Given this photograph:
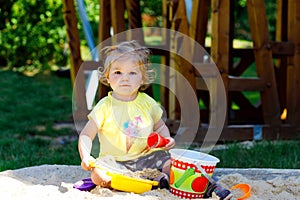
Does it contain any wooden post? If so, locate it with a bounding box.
[211,0,230,124]
[189,0,210,66]
[98,0,111,44]
[110,0,126,42]
[293,0,300,126]
[125,0,145,44]
[246,0,281,128]
[189,0,210,47]
[169,0,197,120]
[275,0,288,115]
[173,0,197,91]
[169,0,179,120]
[73,61,100,122]
[286,0,300,126]
[62,0,83,84]
[98,0,112,100]
[160,0,171,114]
[286,0,295,125]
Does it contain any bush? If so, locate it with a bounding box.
[0,0,68,72]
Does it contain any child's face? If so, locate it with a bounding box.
[107,58,143,100]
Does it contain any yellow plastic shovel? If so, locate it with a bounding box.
[90,161,158,194]
[107,171,158,194]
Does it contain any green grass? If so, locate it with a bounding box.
[0,69,80,171]
[210,140,300,169]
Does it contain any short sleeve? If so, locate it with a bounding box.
[87,98,107,129]
[151,101,163,124]
[140,93,163,124]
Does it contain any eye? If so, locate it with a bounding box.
[113,70,122,75]
[129,71,137,75]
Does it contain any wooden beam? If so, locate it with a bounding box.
[110,0,126,42]
[271,41,294,56]
[232,56,255,76]
[286,0,295,125]
[286,0,300,126]
[189,0,210,66]
[167,120,299,142]
[227,76,265,92]
[211,0,231,125]
[97,0,112,99]
[211,0,230,77]
[207,43,294,58]
[62,0,83,84]
[274,0,288,116]
[125,0,144,44]
[72,61,101,122]
[196,76,265,92]
[189,0,210,46]
[246,0,281,126]
[160,0,171,117]
[170,0,197,120]
[98,0,111,43]
[293,1,300,125]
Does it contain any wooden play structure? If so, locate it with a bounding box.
[63,0,300,142]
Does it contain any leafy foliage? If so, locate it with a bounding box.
[234,0,277,40]
[140,0,162,16]
[0,0,68,71]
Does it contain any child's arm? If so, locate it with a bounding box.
[153,119,170,137]
[78,119,98,171]
[153,119,175,150]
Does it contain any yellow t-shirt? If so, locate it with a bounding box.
[88,92,163,161]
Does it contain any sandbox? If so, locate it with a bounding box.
[0,165,299,199]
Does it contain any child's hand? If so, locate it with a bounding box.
[81,156,96,171]
[164,137,175,150]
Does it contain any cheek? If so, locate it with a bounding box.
[135,76,143,85]
[107,74,118,83]
[137,73,143,81]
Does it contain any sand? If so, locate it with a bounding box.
[0,165,300,200]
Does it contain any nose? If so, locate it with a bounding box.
[121,73,129,81]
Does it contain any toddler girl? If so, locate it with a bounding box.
[78,40,175,188]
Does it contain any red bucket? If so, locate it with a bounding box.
[169,149,220,199]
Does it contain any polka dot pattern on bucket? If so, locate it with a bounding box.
[171,158,216,174]
[170,187,204,199]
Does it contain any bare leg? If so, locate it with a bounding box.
[91,168,112,188]
[162,159,171,177]
[153,159,171,189]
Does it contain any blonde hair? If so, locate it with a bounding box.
[98,40,155,91]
